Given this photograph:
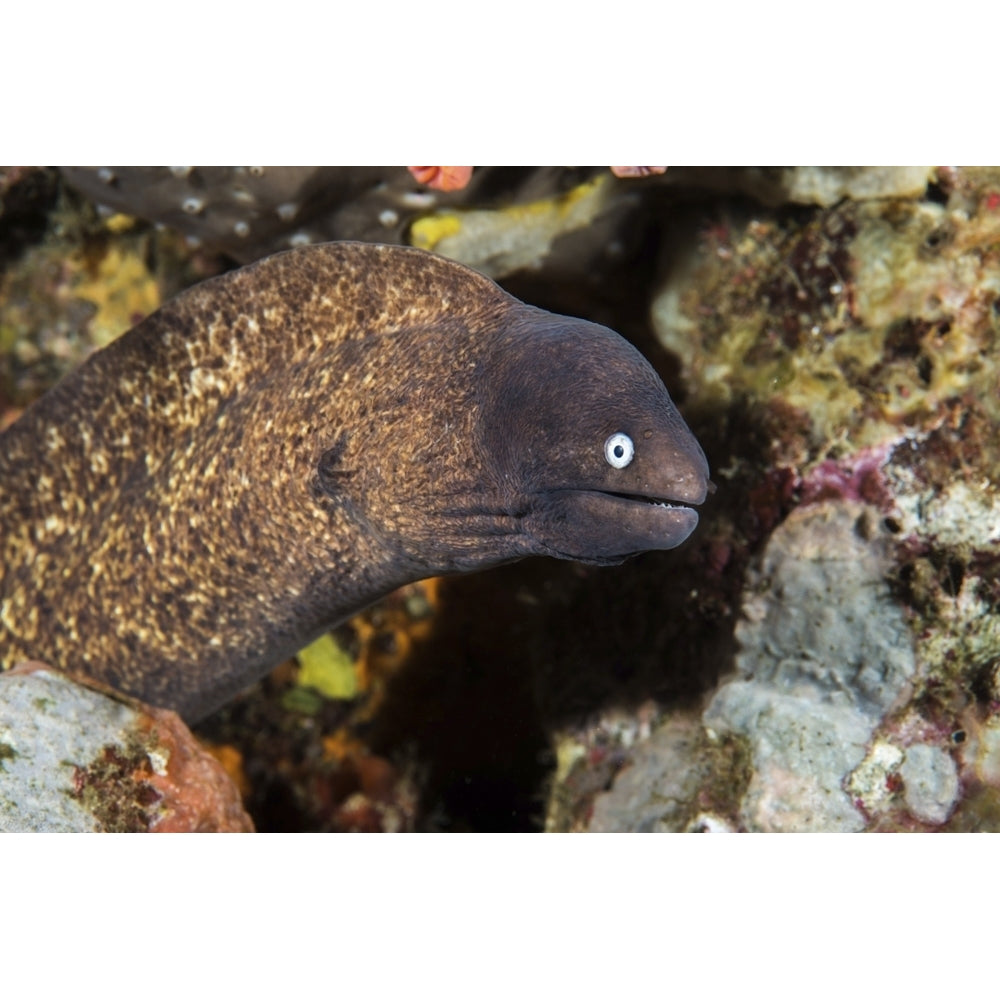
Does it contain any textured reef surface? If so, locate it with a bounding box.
[549,166,1000,832]
[2,166,998,831]
[0,664,252,831]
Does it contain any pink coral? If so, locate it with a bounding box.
[799,442,896,509]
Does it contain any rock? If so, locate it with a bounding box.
[703,502,915,831]
[732,502,915,720]
[900,743,959,825]
[0,665,253,832]
[658,166,935,207]
[409,173,623,278]
[770,166,935,206]
[556,502,922,833]
[587,716,716,832]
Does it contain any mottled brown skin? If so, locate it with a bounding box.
[0,243,708,721]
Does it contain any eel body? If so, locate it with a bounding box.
[0,242,708,720]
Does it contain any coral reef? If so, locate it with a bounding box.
[0,177,216,409]
[3,166,999,831]
[548,166,1000,832]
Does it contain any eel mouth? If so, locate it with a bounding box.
[583,487,702,530]
[602,488,701,510]
[593,461,711,513]
[526,485,705,564]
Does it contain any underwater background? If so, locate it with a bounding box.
[2,166,998,832]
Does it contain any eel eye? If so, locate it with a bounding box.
[604,432,634,469]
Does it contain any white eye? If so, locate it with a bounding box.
[604,432,634,469]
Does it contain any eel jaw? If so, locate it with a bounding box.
[523,486,703,565]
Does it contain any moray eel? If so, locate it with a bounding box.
[0,242,708,721]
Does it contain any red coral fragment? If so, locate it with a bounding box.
[407,166,474,192]
[610,166,667,178]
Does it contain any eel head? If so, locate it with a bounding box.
[480,308,710,566]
